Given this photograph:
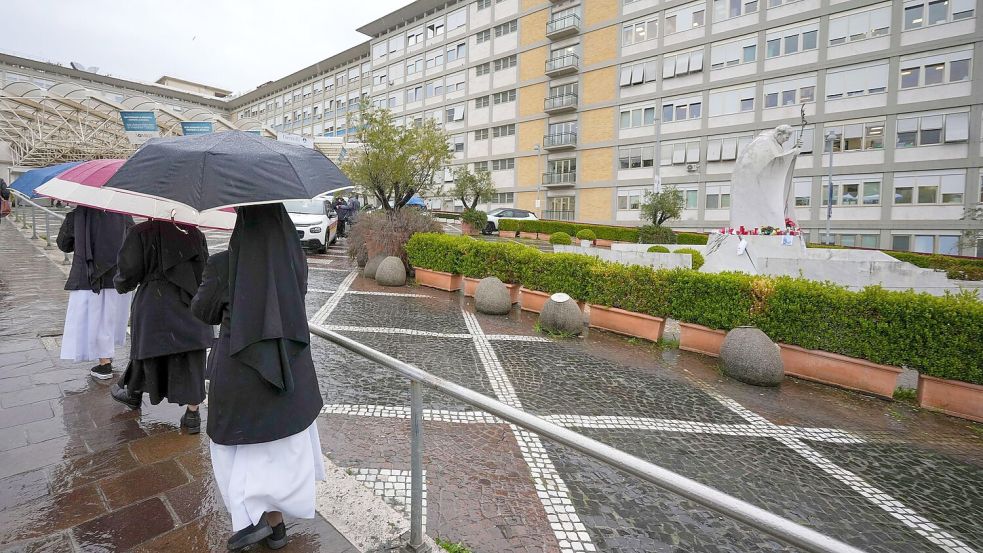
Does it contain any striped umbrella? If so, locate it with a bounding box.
[35,159,236,230]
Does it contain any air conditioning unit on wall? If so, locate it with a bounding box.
[686,164,698,172]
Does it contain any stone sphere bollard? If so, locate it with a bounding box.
[363,254,386,279]
[474,277,512,315]
[539,293,583,336]
[719,326,784,386]
[375,256,407,286]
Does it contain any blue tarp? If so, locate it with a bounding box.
[10,162,82,198]
[406,194,426,207]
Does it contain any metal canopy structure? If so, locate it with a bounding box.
[0,82,275,167]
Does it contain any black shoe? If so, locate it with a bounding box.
[180,408,201,435]
[265,522,287,550]
[90,363,113,380]
[110,382,141,410]
[227,519,272,551]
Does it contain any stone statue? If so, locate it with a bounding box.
[729,124,800,230]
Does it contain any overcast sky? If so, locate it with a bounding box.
[1,0,409,94]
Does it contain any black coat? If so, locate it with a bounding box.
[114,221,213,360]
[191,205,322,445]
[57,207,134,292]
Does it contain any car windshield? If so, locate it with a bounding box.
[283,200,326,215]
[489,208,508,216]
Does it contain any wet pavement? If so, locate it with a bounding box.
[2,216,982,553]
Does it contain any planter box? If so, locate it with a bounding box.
[779,344,901,399]
[461,222,477,236]
[918,375,983,423]
[588,305,665,342]
[678,323,726,356]
[519,287,550,313]
[518,232,540,240]
[595,239,614,248]
[506,283,521,304]
[463,276,480,297]
[413,268,462,292]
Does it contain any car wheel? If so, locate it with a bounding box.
[483,222,496,235]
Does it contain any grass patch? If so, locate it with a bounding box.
[892,387,918,403]
[533,320,580,339]
[436,538,474,553]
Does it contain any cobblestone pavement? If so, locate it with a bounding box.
[307,248,983,553]
[0,220,355,552]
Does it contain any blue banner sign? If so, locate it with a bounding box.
[181,121,213,135]
[119,111,158,145]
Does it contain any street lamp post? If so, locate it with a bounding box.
[824,130,839,245]
[534,144,543,217]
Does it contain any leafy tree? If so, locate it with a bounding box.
[451,166,495,210]
[341,106,451,211]
[640,185,685,227]
[958,206,982,253]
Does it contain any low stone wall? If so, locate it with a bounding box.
[553,244,691,269]
[609,243,707,254]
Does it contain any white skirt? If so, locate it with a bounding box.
[60,289,132,362]
[210,421,326,531]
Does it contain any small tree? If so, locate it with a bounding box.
[452,166,495,210]
[341,106,452,212]
[640,185,685,227]
[958,206,982,254]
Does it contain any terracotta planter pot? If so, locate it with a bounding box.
[518,232,539,240]
[678,323,727,356]
[588,305,665,342]
[595,239,614,248]
[505,283,521,304]
[779,344,901,399]
[519,288,550,313]
[461,222,477,236]
[413,268,462,292]
[463,276,480,297]
[918,375,983,422]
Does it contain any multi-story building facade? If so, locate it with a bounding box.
[2,0,981,255]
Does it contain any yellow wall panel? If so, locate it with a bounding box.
[519,47,547,82]
[520,0,544,12]
[581,67,617,105]
[580,148,614,182]
[578,187,613,222]
[517,119,545,153]
[584,0,618,26]
[520,10,548,47]
[579,107,615,144]
[516,156,541,189]
[516,191,539,212]
[518,83,546,117]
[582,26,619,66]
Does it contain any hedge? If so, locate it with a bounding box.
[807,245,983,281]
[676,232,709,245]
[405,234,983,383]
[676,248,705,270]
[576,229,596,241]
[549,232,572,245]
[647,245,670,253]
[499,219,712,245]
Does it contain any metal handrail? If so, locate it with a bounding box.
[9,190,70,262]
[308,323,864,553]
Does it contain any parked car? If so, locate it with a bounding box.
[484,208,538,234]
[285,199,337,253]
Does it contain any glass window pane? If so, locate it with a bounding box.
[766,39,781,58]
[939,235,959,255]
[950,59,970,82]
[918,185,938,203]
[842,183,859,205]
[690,102,702,119]
[784,34,799,55]
[921,128,942,145]
[892,235,911,251]
[863,182,880,204]
[913,235,934,253]
[860,235,878,249]
[740,97,754,111]
[900,67,920,88]
[706,194,719,209]
[924,63,945,85]
[662,105,674,122]
[743,45,756,63]
[765,92,778,108]
[781,90,796,106]
[802,30,818,50]
[864,123,884,149]
[686,190,698,209]
[904,5,924,29]
[675,104,688,120]
[894,186,913,204]
[841,235,856,247]
[928,0,948,24]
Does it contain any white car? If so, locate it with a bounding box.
[483,208,538,234]
[285,199,337,253]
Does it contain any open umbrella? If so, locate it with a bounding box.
[9,162,83,198]
[35,159,236,230]
[104,131,351,213]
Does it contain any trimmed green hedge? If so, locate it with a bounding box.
[676,232,709,245]
[676,248,705,270]
[502,219,711,245]
[498,219,520,233]
[549,232,572,245]
[405,234,983,383]
[576,229,596,241]
[647,245,670,253]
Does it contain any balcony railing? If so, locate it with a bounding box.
[542,209,576,221]
[544,93,578,113]
[546,13,581,39]
[543,132,577,150]
[542,171,577,186]
[545,53,579,76]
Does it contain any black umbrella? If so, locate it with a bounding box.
[104,131,350,211]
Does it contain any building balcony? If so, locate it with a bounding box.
[544,93,578,114]
[542,171,576,187]
[546,14,581,40]
[543,132,577,150]
[545,54,579,77]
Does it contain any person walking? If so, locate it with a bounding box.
[346,195,360,224]
[109,220,214,433]
[192,204,324,551]
[334,196,349,237]
[0,179,10,219]
[56,206,134,378]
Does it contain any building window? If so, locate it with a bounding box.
[445,105,465,122]
[713,0,759,20]
[764,76,817,108]
[493,55,517,71]
[829,5,891,45]
[620,58,659,86]
[493,192,514,204]
[475,63,491,76]
[682,189,698,209]
[661,50,704,80]
[825,121,885,152]
[825,62,889,99]
[491,158,515,171]
[474,128,489,140]
[794,179,811,206]
[447,8,466,30]
[494,20,517,37]
[407,57,424,75]
[665,1,706,34]
[476,29,491,44]
[661,100,702,122]
[407,28,424,46]
[492,123,516,137]
[899,51,973,89]
[707,134,755,161]
[660,140,701,165]
[705,185,731,209]
[427,19,445,39]
[618,145,656,168]
[446,42,467,62]
[373,42,388,59]
[617,189,645,211]
[474,161,488,171]
[765,23,819,58]
[492,89,516,104]
[710,34,757,69]
[451,134,465,153]
[905,0,975,29]
[426,50,444,69]
[623,17,658,46]
[475,95,490,108]
[896,112,969,147]
[709,86,756,116]
[894,172,965,205]
[822,180,881,206]
[619,106,657,128]
[477,0,492,9]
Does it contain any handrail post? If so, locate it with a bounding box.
[404,379,429,552]
[44,212,53,249]
[30,206,38,239]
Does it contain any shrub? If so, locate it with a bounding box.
[349,209,442,270]
[647,245,670,253]
[576,229,596,241]
[638,225,676,244]
[406,233,468,274]
[458,240,538,283]
[886,251,983,281]
[517,220,541,234]
[433,211,461,220]
[520,252,599,301]
[676,232,709,245]
[498,219,520,235]
[676,248,705,270]
[549,232,572,245]
[461,209,487,230]
[586,263,671,318]
[667,270,756,330]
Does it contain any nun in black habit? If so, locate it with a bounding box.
[191,204,324,551]
[109,220,214,433]
[56,206,134,379]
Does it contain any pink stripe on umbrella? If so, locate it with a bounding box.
[54,159,127,186]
